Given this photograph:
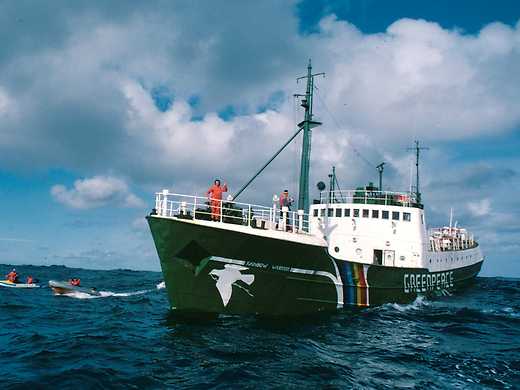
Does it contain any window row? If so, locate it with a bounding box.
[313,207,411,222]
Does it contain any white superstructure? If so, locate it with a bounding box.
[308,188,483,272]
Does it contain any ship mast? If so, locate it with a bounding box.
[407,140,429,203]
[295,60,324,211]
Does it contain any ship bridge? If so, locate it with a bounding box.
[308,187,428,269]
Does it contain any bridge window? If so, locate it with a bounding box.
[362,209,369,218]
[403,212,411,221]
[344,208,350,217]
[335,208,342,217]
[353,209,360,217]
[328,208,334,217]
[313,209,318,217]
[382,210,389,219]
[320,208,325,217]
[392,211,400,220]
[372,210,379,218]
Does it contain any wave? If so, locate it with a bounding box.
[382,295,430,312]
[480,306,520,320]
[156,281,165,289]
[55,289,153,300]
[99,289,152,297]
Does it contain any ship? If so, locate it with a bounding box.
[147,61,484,316]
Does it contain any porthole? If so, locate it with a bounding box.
[334,246,339,253]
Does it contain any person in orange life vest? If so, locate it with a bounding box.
[6,269,19,283]
[207,179,228,221]
[69,278,81,286]
[26,276,34,284]
[279,190,294,231]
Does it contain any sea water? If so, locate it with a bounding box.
[1,264,518,389]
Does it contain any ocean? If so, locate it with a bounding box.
[1,264,518,389]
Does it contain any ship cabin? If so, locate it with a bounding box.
[307,182,479,270]
[308,183,427,269]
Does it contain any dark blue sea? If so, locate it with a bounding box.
[1,264,519,389]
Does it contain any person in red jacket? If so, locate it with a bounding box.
[6,269,19,283]
[207,179,228,221]
[26,276,34,284]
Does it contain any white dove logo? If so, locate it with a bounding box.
[209,264,255,307]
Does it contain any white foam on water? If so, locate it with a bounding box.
[385,295,430,312]
[56,289,152,299]
[98,290,151,297]
[58,291,101,300]
[156,281,165,290]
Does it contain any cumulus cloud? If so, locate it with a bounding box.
[1,2,520,274]
[467,198,492,217]
[51,176,145,209]
[1,5,519,192]
[0,87,9,114]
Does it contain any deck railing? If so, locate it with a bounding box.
[320,190,421,208]
[428,227,477,252]
[152,191,311,234]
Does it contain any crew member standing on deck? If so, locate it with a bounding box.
[207,179,228,221]
[279,190,294,231]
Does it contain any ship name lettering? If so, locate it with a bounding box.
[404,271,454,293]
[245,261,269,269]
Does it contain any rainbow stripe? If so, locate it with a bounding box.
[339,262,370,306]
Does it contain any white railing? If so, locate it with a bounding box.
[428,227,477,252]
[152,190,311,234]
[321,190,421,207]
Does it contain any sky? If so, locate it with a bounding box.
[1,0,519,276]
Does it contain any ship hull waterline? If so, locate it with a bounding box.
[147,216,483,317]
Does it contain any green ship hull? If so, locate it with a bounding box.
[147,215,483,316]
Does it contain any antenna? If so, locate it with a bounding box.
[328,166,336,203]
[376,162,385,191]
[406,140,429,203]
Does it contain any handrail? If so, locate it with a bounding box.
[318,189,422,208]
[152,191,311,235]
[428,226,477,252]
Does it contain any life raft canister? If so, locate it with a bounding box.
[396,194,409,203]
